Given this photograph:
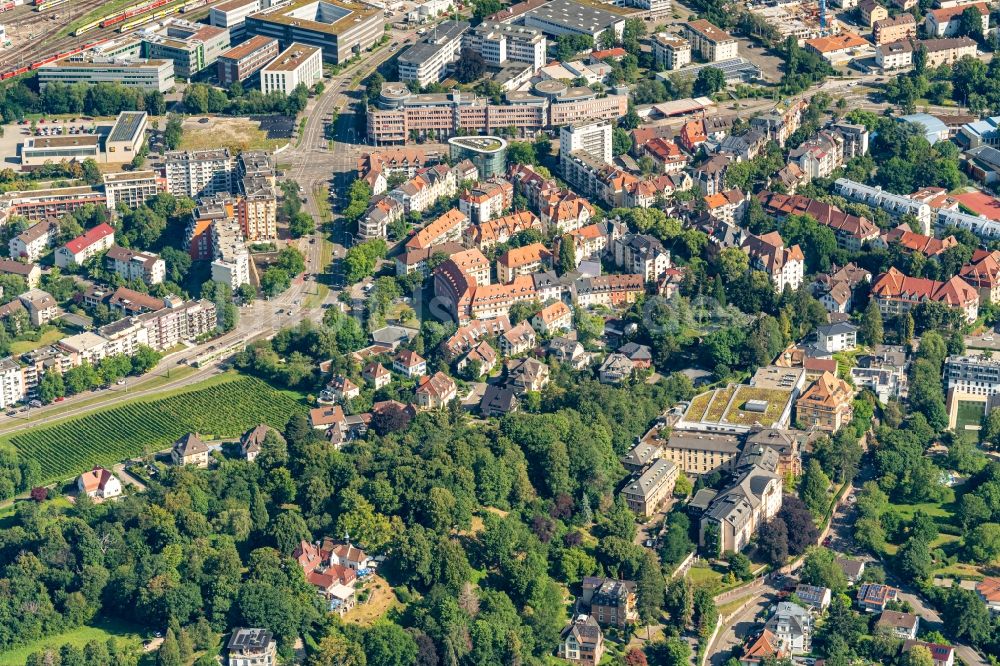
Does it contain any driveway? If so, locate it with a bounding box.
[708,586,776,666]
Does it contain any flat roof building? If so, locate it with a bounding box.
[103,170,161,211]
[143,19,231,79]
[217,35,280,85]
[245,0,385,64]
[522,0,629,40]
[398,20,469,87]
[210,0,263,42]
[37,56,175,93]
[106,111,147,163]
[260,43,323,95]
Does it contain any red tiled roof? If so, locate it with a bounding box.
[65,223,114,255]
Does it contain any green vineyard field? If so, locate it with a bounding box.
[9,376,306,483]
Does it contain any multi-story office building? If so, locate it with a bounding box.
[945,354,1000,397]
[245,0,385,64]
[398,20,470,87]
[448,136,507,178]
[143,19,231,79]
[260,43,323,95]
[164,149,233,198]
[106,246,166,285]
[37,56,175,92]
[209,0,263,43]
[465,21,546,71]
[103,171,161,211]
[683,19,738,62]
[217,35,280,85]
[651,33,691,70]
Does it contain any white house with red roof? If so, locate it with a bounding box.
[393,349,427,378]
[976,577,1000,615]
[55,223,115,268]
[321,375,360,403]
[76,466,122,500]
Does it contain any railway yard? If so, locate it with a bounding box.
[0,0,216,79]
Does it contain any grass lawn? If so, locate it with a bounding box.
[9,328,66,355]
[344,576,402,627]
[934,562,987,579]
[891,500,957,522]
[0,617,144,666]
[179,117,287,154]
[686,563,724,589]
[304,284,330,309]
[955,400,986,431]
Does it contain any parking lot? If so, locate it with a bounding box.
[0,117,115,168]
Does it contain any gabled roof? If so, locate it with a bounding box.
[78,466,116,493]
[64,223,114,255]
[173,432,208,456]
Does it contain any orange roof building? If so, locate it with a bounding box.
[497,242,552,283]
[406,209,469,250]
[871,266,979,323]
[796,371,855,433]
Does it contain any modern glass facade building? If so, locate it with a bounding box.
[448,136,508,179]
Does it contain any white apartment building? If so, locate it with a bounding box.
[106,246,166,285]
[398,21,470,87]
[261,43,323,95]
[238,186,278,241]
[10,219,59,262]
[164,149,233,199]
[628,0,672,18]
[834,178,932,234]
[55,223,116,268]
[789,130,844,181]
[938,208,1000,241]
[683,19,738,62]
[0,357,25,410]
[560,119,612,166]
[136,298,218,350]
[652,33,692,70]
[103,171,160,211]
[209,0,261,41]
[211,218,251,290]
[466,21,546,71]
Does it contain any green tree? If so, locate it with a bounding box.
[506,141,537,166]
[799,459,830,517]
[157,629,181,666]
[38,370,66,404]
[860,300,884,347]
[637,550,665,623]
[694,67,726,96]
[965,522,1000,563]
[558,234,576,275]
[362,623,417,666]
[800,547,848,594]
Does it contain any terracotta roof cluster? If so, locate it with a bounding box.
[759,191,879,241]
[882,223,958,257]
[406,209,468,250]
[466,211,540,247]
[742,231,804,274]
[871,266,978,308]
[498,242,551,271]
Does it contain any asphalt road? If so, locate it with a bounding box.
[708,584,777,666]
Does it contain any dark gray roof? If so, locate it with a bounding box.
[398,20,470,65]
[666,431,741,453]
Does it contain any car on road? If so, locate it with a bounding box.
[55,397,65,402]
[5,411,15,416]
[117,379,126,385]
[29,400,41,408]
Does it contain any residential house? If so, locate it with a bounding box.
[405,209,469,251]
[813,321,859,353]
[443,316,510,358]
[788,130,844,181]
[858,0,888,27]
[548,336,591,369]
[856,583,900,612]
[362,362,392,389]
[794,584,831,611]
[599,353,635,384]
[975,577,1000,615]
[395,241,465,277]
[76,466,123,500]
[541,192,594,234]
[704,189,746,224]
[764,602,811,655]
[241,424,283,462]
[497,242,551,283]
[106,246,166,285]
[694,154,731,195]
[836,557,867,585]
[393,349,427,378]
[171,432,209,467]
[796,371,855,433]
[679,117,708,152]
[876,611,920,640]
[19,289,59,326]
[505,357,549,393]
[227,629,276,666]
[759,191,879,251]
[960,249,1000,303]
[739,629,787,666]
[415,371,458,409]
[750,100,806,147]
[902,641,955,666]
[613,234,671,282]
[873,13,916,45]
[532,301,573,335]
[0,259,40,288]
[558,615,605,665]
[309,405,345,430]
[459,178,513,224]
[925,3,989,37]
[574,274,645,309]
[580,577,638,628]
[501,321,537,356]
[457,340,497,377]
[742,231,805,292]
[9,219,59,261]
[55,223,116,268]
[321,375,360,403]
[639,137,687,173]
[834,178,932,234]
[744,428,805,477]
[716,130,767,162]
[870,267,979,323]
[465,210,541,250]
[879,223,958,257]
[329,540,371,570]
[811,262,872,313]
[620,458,678,517]
[480,385,519,417]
